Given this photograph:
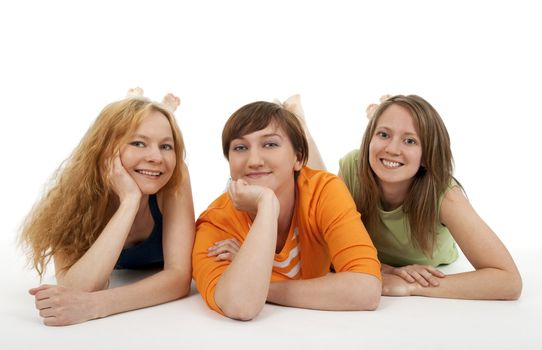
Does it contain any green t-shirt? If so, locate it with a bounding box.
[339,149,458,267]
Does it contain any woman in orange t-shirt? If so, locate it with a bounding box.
[192,100,381,320]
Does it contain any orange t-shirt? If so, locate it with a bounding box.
[192,167,381,313]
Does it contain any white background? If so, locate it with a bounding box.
[1,0,541,349]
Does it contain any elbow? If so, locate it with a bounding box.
[170,269,193,299]
[220,300,263,321]
[362,290,381,311]
[348,274,381,311]
[357,283,381,311]
[503,272,523,300]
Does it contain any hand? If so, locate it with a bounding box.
[29,284,100,326]
[208,238,240,261]
[382,263,445,287]
[108,153,141,202]
[227,178,277,216]
[382,273,418,296]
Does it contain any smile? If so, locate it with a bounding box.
[381,159,403,168]
[136,169,163,177]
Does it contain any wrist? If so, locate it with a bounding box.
[257,190,280,217]
[90,290,107,319]
[119,193,141,209]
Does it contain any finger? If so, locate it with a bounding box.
[213,238,240,249]
[393,269,415,283]
[426,266,446,278]
[410,271,430,287]
[33,286,58,300]
[426,274,441,287]
[43,316,60,327]
[215,252,234,262]
[29,284,53,295]
[209,244,238,256]
[39,307,56,318]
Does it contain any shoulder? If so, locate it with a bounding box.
[298,166,344,191]
[297,167,355,208]
[197,192,232,222]
[440,178,465,205]
[339,149,360,169]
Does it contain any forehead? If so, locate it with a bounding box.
[234,121,287,140]
[376,104,418,134]
[134,110,173,136]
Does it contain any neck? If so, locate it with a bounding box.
[275,178,296,236]
[379,181,410,211]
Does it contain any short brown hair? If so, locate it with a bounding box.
[221,101,309,165]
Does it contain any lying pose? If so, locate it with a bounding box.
[20,88,195,325]
[192,100,381,320]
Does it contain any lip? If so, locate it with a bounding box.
[245,171,272,179]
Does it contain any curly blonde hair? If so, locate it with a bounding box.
[19,97,185,278]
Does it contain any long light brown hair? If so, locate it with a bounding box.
[19,97,185,278]
[357,95,455,255]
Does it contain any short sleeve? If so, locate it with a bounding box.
[338,149,361,198]
[315,176,381,279]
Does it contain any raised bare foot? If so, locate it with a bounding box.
[126,87,144,97]
[162,93,180,113]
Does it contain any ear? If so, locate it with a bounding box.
[293,153,303,171]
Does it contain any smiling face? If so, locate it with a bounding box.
[228,122,302,197]
[119,110,176,195]
[369,104,423,194]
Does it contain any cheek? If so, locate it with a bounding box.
[166,152,177,169]
[228,156,242,179]
[118,147,132,167]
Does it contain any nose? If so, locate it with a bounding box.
[146,146,164,163]
[384,137,401,155]
[247,148,264,168]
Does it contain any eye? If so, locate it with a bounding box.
[263,142,279,148]
[129,141,145,148]
[232,144,247,152]
[375,131,389,139]
[404,138,418,145]
[160,143,174,151]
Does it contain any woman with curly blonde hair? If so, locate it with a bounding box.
[20,88,195,326]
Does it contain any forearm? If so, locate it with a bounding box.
[215,197,279,320]
[93,267,191,319]
[413,268,522,300]
[267,272,381,311]
[57,198,140,292]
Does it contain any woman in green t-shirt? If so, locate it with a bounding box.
[304,94,521,300]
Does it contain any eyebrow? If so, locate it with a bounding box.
[375,126,418,137]
[233,132,283,141]
[132,134,174,143]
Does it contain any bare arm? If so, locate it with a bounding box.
[268,272,380,311]
[214,181,279,320]
[31,170,196,326]
[54,155,142,292]
[384,187,522,300]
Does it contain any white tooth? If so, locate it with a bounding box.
[139,170,160,176]
[383,160,400,168]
